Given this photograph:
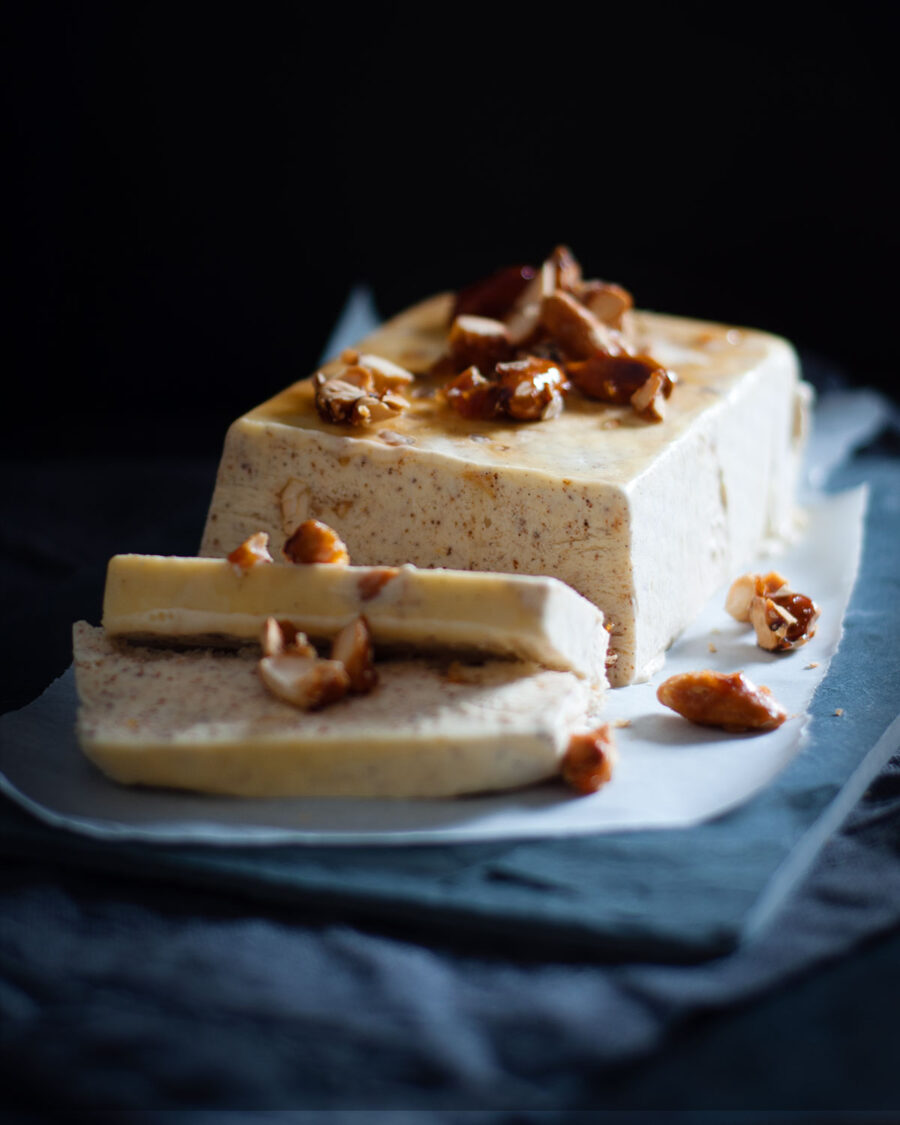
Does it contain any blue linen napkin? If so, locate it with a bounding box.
[2,681,899,1110]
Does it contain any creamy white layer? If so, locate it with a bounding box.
[73,622,594,798]
[102,554,609,684]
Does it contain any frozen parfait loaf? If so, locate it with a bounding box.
[201,247,811,685]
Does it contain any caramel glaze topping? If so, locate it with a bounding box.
[438,245,675,424]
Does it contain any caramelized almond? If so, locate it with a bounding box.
[283,520,350,566]
[657,670,787,732]
[227,532,273,575]
[561,726,617,794]
[330,616,378,694]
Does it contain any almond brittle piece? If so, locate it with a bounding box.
[561,725,617,794]
[227,532,273,575]
[443,366,499,420]
[313,355,411,426]
[725,571,789,622]
[283,520,350,565]
[539,290,616,360]
[448,315,514,372]
[258,654,351,710]
[566,352,675,406]
[577,280,634,328]
[630,370,669,423]
[260,616,317,658]
[494,358,567,421]
[749,592,820,651]
[452,263,537,321]
[657,669,787,732]
[330,615,378,694]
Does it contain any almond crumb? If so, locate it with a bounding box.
[442,660,484,684]
[805,662,819,670]
[708,642,718,653]
[834,708,844,717]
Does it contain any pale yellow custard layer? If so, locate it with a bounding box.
[102,554,609,684]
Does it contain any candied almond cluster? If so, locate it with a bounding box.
[258,614,377,711]
[228,525,378,711]
[726,570,820,653]
[313,350,414,427]
[437,245,675,424]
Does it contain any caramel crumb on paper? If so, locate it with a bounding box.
[805,662,819,669]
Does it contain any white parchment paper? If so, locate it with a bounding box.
[0,486,867,846]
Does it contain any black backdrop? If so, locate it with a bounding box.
[5,6,897,459]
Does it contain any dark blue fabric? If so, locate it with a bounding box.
[2,744,899,1112]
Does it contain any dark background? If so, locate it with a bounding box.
[4,5,897,461]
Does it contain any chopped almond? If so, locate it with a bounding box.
[561,726,617,794]
[355,353,416,393]
[749,592,820,652]
[578,280,633,328]
[452,263,537,320]
[331,616,378,694]
[260,616,316,658]
[725,571,789,622]
[547,244,582,293]
[539,290,615,360]
[283,520,350,565]
[448,315,514,372]
[566,353,651,403]
[630,370,668,422]
[494,358,567,421]
[258,654,350,710]
[227,532,273,575]
[657,670,787,732]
